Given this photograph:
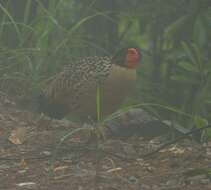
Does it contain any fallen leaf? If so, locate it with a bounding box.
[8,127,28,145]
[106,167,122,173]
[17,182,36,187]
[53,165,69,172]
[19,158,28,169]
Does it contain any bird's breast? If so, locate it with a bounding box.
[71,64,137,119]
[100,65,137,116]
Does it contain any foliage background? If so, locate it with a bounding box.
[0,0,210,136]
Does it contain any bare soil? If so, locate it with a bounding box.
[0,93,210,190]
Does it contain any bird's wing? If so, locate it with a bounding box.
[43,56,112,106]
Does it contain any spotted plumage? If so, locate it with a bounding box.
[38,48,140,119]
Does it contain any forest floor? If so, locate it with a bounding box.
[0,92,211,190]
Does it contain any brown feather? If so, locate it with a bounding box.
[39,56,137,119]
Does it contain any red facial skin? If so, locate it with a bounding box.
[126,48,140,69]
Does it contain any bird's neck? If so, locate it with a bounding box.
[109,64,137,82]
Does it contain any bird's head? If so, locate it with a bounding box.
[112,47,141,69]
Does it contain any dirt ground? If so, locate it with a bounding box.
[0,93,211,190]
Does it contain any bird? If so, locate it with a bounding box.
[38,48,141,120]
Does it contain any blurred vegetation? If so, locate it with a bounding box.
[0,0,210,137]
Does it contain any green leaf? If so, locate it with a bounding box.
[193,16,207,48]
[207,129,211,138]
[55,12,112,52]
[181,42,197,65]
[192,43,202,70]
[102,103,192,124]
[165,15,189,40]
[0,2,22,41]
[177,61,198,73]
[193,116,208,129]
[162,120,190,134]
[170,75,197,84]
[96,85,101,122]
